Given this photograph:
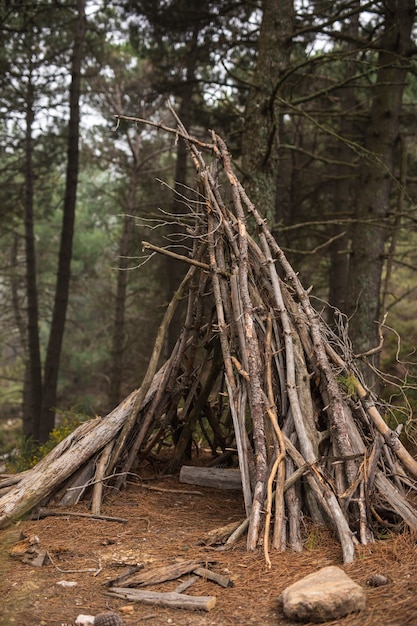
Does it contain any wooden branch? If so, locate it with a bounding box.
[220,151,267,551]
[193,567,233,588]
[142,241,229,277]
[32,508,127,523]
[228,274,254,513]
[285,444,303,552]
[374,471,417,529]
[354,312,387,358]
[138,483,204,496]
[0,471,30,489]
[197,520,242,546]
[264,312,286,556]
[113,112,216,152]
[204,205,253,516]
[91,441,114,515]
[326,343,417,480]
[174,576,199,593]
[284,435,356,563]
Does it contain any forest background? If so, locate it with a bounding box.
[1,0,417,457]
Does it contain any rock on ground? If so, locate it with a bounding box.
[278,565,366,623]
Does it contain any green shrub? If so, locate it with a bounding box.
[6,409,89,472]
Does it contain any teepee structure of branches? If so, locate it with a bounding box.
[1,108,417,566]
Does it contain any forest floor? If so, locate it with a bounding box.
[1,459,417,626]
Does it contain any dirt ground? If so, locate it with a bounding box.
[1,469,417,626]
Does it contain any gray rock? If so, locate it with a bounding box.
[279,565,366,623]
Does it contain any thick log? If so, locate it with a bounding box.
[179,466,242,491]
[106,587,216,611]
[0,366,166,529]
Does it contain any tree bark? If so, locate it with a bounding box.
[23,57,43,440]
[328,2,360,314]
[242,0,295,220]
[109,134,140,409]
[346,0,415,367]
[166,27,199,353]
[40,0,86,440]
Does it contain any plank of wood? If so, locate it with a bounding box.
[106,587,216,611]
[120,559,210,587]
[179,466,242,490]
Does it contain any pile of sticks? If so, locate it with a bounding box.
[1,111,417,565]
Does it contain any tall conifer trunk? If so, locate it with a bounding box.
[166,27,199,353]
[346,0,415,370]
[109,135,140,410]
[40,0,86,441]
[23,59,43,440]
[328,3,360,315]
[242,0,294,220]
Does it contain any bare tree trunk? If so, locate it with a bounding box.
[242,0,295,220]
[40,0,86,441]
[346,0,415,368]
[109,135,140,409]
[166,28,199,353]
[328,3,360,315]
[23,61,42,440]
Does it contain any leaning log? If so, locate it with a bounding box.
[0,362,168,529]
[0,404,128,529]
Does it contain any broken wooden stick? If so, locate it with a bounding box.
[32,508,127,523]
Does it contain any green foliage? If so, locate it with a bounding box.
[4,435,37,474]
[336,374,357,398]
[6,409,89,473]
